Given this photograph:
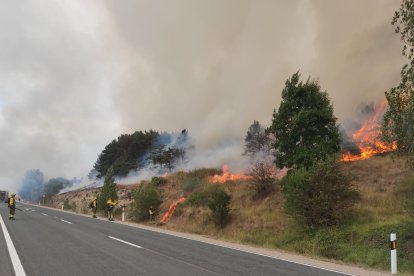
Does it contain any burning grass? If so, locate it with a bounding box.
[341,101,397,162]
[48,154,414,273]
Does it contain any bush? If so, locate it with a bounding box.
[131,184,161,222]
[187,168,221,179]
[208,186,231,228]
[151,177,167,187]
[184,185,231,228]
[186,191,210,207]
[182,176,200,193]
[249,160,277,198]
[280,158,359,227]
[63,198,72,210]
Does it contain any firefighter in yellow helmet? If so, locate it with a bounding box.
[90,197,97,218]
[106,198,117,221]
[6,193,16,220]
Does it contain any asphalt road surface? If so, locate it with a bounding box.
[0,203,358,276]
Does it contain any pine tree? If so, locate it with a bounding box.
[97,167,118,211]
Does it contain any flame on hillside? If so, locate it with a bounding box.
[160,197,186,223]
[210,164,253,183]
[342,101,397,162]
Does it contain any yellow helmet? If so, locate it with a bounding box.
[10,193,16,196]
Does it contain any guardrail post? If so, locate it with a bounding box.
[391,233,397,275]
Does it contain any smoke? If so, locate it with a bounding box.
[18,170,45,202]
[18,169,81,200]
[110,131,250,186]
[0,1,406,192]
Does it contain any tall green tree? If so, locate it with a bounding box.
[97,167,118,211]
[382,0,414,167]
[93,130,159,179]
[271,72,341,169]
[44,177,73,198]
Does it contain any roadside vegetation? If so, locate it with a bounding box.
[44,2,414,273]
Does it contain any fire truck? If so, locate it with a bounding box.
[0,191,9,202]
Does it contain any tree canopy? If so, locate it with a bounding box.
[44,177,73,197]
[382,0,414,167]
[271,72,341,169]
[243,120,274,160]
[92,130,189,179]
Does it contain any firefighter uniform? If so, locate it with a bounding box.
[6,193,16,220]
[92,197,97,218]
[106,198,117,221]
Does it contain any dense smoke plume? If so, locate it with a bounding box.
[0,1,406,192]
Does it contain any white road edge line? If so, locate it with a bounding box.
[0,214,26,276]
[60,219,72,224]
[41,213,49,216]
[202,242,356,276]
[130,227,356,276]
[108,236,142,249]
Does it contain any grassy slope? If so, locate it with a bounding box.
[161,155,414,274]
[51,155,414,274]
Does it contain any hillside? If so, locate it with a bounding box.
[49,155,414,274]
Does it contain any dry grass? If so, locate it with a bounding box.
[49,155,414,273]
[342,154,413,219]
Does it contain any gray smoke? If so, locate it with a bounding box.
[0,1,406,192]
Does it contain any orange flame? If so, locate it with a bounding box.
[160,197,186,223]
[342,101,397,162]
[210,165,253,183]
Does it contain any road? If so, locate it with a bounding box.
[0,203,363,276]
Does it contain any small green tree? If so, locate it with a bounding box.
[382,0,414,167]
[280,159,359,227]
[271,72,341,169]
[131,184,161,222]
[97,167,118,211]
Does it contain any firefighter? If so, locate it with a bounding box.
[106,198,117,221]
[148,206,154,222]
[6,193,16,220]
[91,197,97,218]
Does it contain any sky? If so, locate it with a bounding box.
[0,0,406,191]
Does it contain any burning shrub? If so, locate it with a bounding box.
[130,183,161,222]
[280,158,359,227]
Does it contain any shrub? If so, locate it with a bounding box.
[184,185,231,228]
[249,160,277,198]
[63,198,72,210]
[280,158,359,227]
[208,186,231,228]
[131,184,161,222]
[186,191,210,207]
[182,176,200,193]
[151,177,167,187]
